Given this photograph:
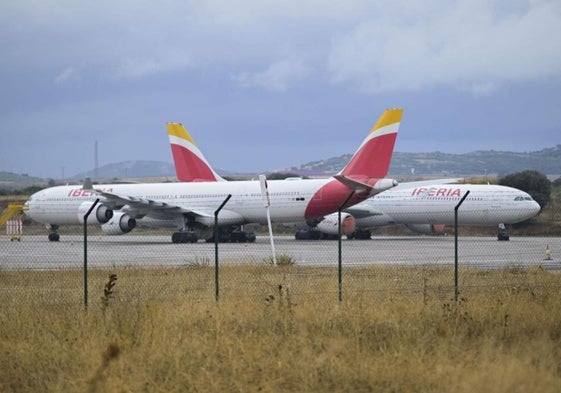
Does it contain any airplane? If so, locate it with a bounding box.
[24,108,403,243]
[166,120,540,242]
[294,183,541,240]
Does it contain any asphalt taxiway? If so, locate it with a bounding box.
[1,235,560,271]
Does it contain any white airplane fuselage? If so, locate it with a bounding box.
[25,178,373,228]
[353,184,540,228]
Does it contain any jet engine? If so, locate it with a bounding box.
[317,213,356,236]
[77,201,113,224]
[406,224,446,235]
[101,212,137,235]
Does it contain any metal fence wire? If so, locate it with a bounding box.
[1,209,561,310]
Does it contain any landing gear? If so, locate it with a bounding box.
[206,232,231,243]
[206,230,256,243]
[48,233,60,242]
[295,229,322,240]
[47,225,60,242]
[230,231,256,243]
[497,223,510,241]
[294,230,339,240]
[347,229,372,240]
[171,231,198,243]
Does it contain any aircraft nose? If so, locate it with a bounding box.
[23,190,40,215]
[532,201,541,215]
[22,200,30,216]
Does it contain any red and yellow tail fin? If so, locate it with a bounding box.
[335,108,402,190]
[167,123,226,182]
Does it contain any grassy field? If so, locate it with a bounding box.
[1,266,561,392]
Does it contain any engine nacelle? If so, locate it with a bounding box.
[101,212,137,235]
[317,213,356,236]
[77,201,113,224]
[406,224,446,235]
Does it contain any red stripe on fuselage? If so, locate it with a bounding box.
[341,133,397,178]
[171,145,217,182]
[304,180,370,219]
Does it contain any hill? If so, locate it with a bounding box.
[3,145,561,185]
[0,171,45,185]
[71,160,177,181]
[286,145,561,177]
[71,160,239,181]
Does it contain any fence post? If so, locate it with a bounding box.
[454,191,470,302]
[83,198,100,311]
[338,190,355,302]
[214,194,232,302]
[259,175,276,265]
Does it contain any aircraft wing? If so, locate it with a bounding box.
[93,189,245,226]
[96,190,182,211]
[94,190,213,220]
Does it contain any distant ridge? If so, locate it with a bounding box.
[71,160,236,181]
[285,145,561,177]
[71,160,177,180]
[0,171,44,184]
[3,145,561,185]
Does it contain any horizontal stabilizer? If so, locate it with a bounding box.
[343,206,385,219]
[334,175,398,194]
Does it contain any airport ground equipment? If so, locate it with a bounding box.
[1,204,24,241]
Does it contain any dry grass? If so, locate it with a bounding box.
[1,266,561,392]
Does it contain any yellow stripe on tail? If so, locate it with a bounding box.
[167,123,197,146]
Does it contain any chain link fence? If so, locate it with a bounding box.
[2,206,560,311]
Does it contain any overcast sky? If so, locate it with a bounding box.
[1,0,561,178]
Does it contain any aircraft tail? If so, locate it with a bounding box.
[167,123,226,182]
[334,108,402,190]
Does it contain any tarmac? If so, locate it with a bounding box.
[1,234,560,271]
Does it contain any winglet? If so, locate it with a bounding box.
[335,108,402,192]
[83,177,93,190]
[167,123,226,182]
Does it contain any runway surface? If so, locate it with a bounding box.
[2,234,560,271]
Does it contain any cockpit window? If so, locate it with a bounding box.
[514,196,533,201]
